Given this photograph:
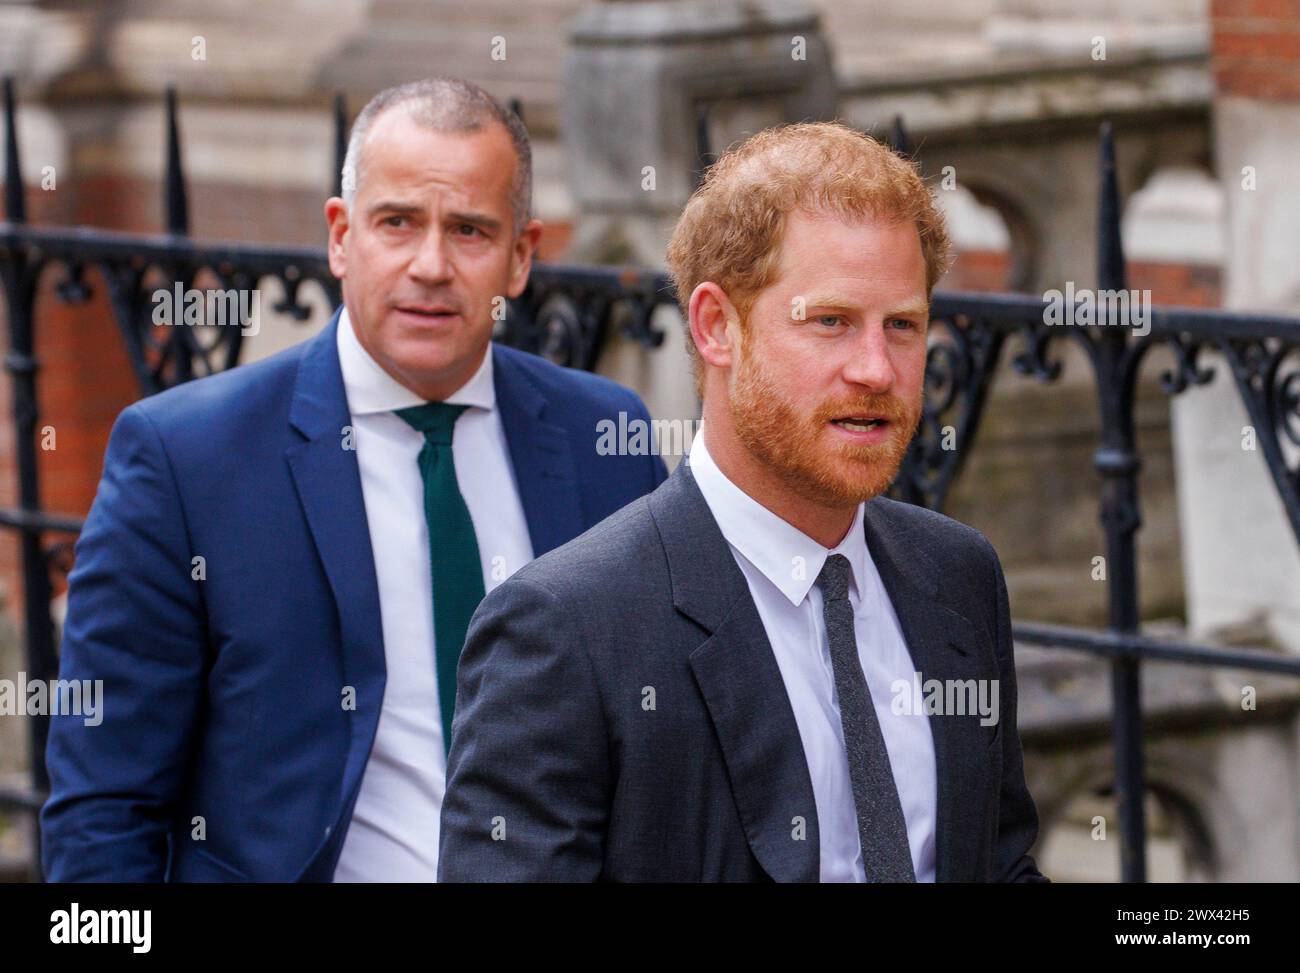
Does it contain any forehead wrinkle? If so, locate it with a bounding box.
[361,173,498,225]
[361,122,510,207]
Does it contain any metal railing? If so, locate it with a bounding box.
[1,81,1299,883]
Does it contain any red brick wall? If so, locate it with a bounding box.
[0,177,149,617]
[0,173,327,620]
[943,248,1014,292]
[1126,260,1223,308]
[1212,0,1300,101]
[945,249,1222,307]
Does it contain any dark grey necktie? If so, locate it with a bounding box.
[816,553,917,882]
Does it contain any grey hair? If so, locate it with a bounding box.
[341,77,532,235]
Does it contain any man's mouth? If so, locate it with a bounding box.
[831,416,889,432]
[396,305,460,320]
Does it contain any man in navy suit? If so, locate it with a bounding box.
[40,77,666,882]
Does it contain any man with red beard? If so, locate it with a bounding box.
[439,122,1047,882]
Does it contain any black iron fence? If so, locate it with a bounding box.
[1,81,1299,883]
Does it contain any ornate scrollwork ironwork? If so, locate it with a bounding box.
[891,312,1005,510]
[503,264,671,372]
[1218,336,1300,521]
[1010,316,1065,384]
[1155,332,1216,396]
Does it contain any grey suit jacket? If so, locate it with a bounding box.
[439,460,1047,882]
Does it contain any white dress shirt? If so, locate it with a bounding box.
[332,308,534,882]
[687,427,937,882]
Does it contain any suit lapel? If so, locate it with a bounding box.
[283,309,387,873]
[650,463,821,883]
[861,500,990,883]
[492,344,584,558]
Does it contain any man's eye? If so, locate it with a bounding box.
[816,315,842,327]
[455,223,482,237]
[382,215,408,228]
[889,318,919,330]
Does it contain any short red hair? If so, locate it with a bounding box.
[666,121,953,392]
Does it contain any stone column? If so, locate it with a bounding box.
[563,0,837,444]
[1170,3,1300,652]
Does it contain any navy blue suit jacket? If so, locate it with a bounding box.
[41,308,667,882]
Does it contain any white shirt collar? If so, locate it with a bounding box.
[336,305,495,416]
[687,425,871,609]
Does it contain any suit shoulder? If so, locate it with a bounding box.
[129,334,311,435]
[508,491,662,599]
[867,495,997,564]
[494,343,646,413]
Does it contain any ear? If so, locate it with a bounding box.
[689,282,742,374]
[505,218,544,299]
[324,197,350,279]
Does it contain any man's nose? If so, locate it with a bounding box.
[840,324,897,391]
[407,230,453,285]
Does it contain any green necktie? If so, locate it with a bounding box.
[394,402,485,757]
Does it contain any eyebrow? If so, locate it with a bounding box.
[362,202,503,233]
[365,200,423,218]
[799,298,931,319]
